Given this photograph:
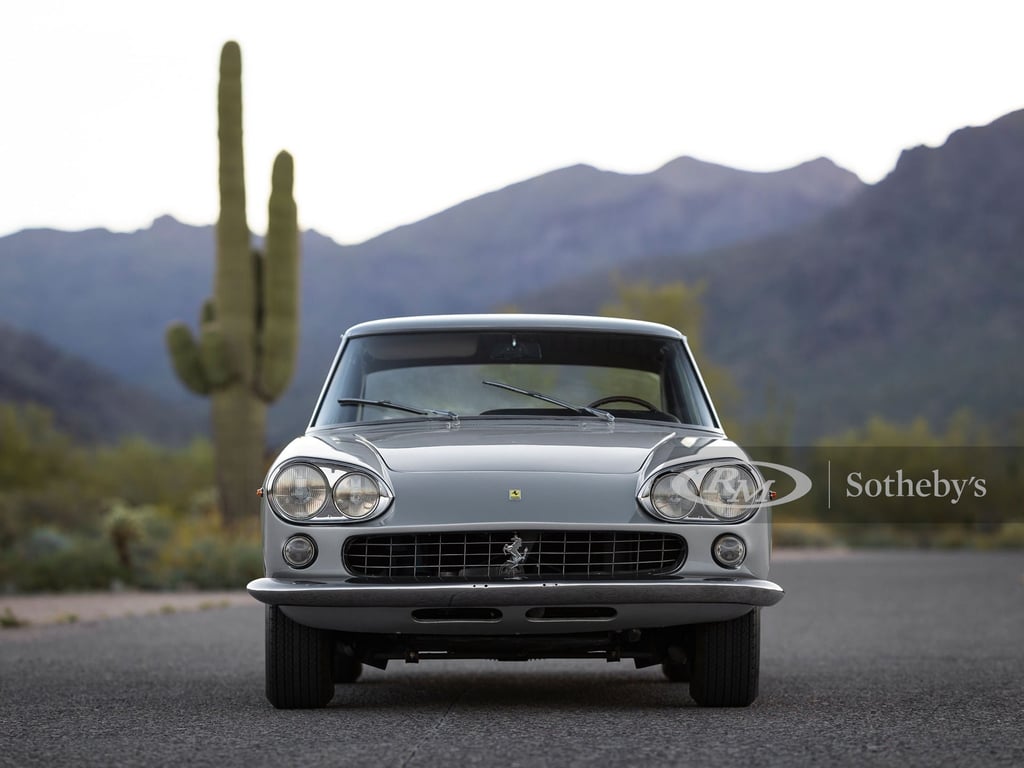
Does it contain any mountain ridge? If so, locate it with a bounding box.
[0,153,863,441]
[9,101,1022,444]
[520,109,1024,438]
[0,323,202,444]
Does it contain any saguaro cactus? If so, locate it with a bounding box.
[166,41,300,522]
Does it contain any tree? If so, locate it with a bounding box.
[600,279,738,421]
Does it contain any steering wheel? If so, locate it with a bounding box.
[587,395,661,411]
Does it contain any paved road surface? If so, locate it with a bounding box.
[2,551,1022,767]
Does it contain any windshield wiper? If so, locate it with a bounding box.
[337,398,459,424]
[482,380,614,422]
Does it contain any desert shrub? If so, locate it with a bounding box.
[87,438,214,513]
[772,522,844,548]
[930,522,1024,550]
[4,533,125,592]
[146,510,262,590]
[0,404,81,488]
[984,522,1024,549]
[0,404,231,591]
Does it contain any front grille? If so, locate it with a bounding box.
[343,530,686,582]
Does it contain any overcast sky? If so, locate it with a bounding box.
[2,0,1022,244]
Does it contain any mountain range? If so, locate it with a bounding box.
[1,109,1021,444]
[523,109,1024,438]
[0,153,863,442]
[0,323,201,443]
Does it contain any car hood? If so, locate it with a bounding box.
[305,419,730,475]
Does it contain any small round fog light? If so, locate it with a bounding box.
[282,535,317,569]
[712,534,746,569]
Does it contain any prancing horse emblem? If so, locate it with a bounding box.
[500,533,529,577]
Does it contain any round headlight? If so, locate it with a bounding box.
[700,464,760,520]
[272,464,329,520]
[282,535,317,568]
[713,534,746,568]
[333,472,381,519]
[651,473,699,520]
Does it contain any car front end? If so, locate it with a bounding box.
[248,315,783,708]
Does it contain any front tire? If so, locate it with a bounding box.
[688,609,760,707]
[266,606,335,709]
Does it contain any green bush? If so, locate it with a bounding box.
[87,438,214,511]
[146,511,262,589]
[3,534,126,592]
[0,404,248,591]
[772,522,844,548]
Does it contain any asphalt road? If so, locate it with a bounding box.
[2,551,1023,767]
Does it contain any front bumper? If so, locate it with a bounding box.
[248,576,784,608]
[248,576,784,634]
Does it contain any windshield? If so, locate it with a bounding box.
[312,330,718,428]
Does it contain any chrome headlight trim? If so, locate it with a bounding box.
[332,471,384,520]
[270,463,329,521]
[638,461,764,523]
[268,459,393,524]
[282,534,318,569]
[700,464,761,520]
[712,533,747,568]
[650,473,699,520]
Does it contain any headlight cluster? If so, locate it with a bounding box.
[269,462,392,523]
[640,462,764,523]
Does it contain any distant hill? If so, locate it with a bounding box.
[521,109,1024,440]
[0,324,202,444]
[343,156,863,314]
[0,156,862,443]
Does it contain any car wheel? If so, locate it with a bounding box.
[265,606,335,709]
[688,609,760,707]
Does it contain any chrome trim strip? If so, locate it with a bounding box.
[247,577,784,608]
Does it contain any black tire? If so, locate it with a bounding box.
[688,609,760,707]
[266,606,335,709]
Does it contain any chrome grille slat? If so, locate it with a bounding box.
[344,530,686,582]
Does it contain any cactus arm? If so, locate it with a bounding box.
[185,296,235,389]
[201,297,217,324]
[199,323,236,389]
[256,150,300,400]
[166,323,211,395]
[215,40,256,384]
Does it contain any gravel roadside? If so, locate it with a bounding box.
[0,590,254,631]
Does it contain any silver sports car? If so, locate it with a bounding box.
[248,314,783,708]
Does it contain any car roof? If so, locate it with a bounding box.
[342,314,686,340]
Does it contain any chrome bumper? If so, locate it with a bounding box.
[247,577,784,609]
